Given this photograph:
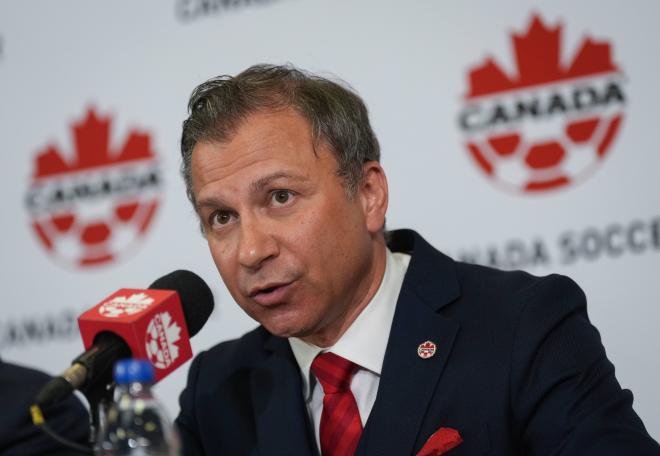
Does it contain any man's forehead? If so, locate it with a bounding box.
[191,113,333,175]
[204,109,319,155]
[191,137,322,183]
[191,145,330,208]
[190,107,342,202]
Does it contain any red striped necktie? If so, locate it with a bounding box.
[311,352,363,456]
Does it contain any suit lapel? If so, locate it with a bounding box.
[251,336,317,456]
[359,230,462,456]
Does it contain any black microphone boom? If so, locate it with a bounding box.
[35,270,214,409]
[35,332,130,409]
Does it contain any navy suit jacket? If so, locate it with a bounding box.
[176,229,660,455]
[0,359,91,455]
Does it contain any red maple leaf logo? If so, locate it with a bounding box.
[34,108,155,178]
[467,14,619,98]
[27,107,161,268]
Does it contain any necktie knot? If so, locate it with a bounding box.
[311,352,358,394]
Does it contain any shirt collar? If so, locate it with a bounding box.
[288,248,410,399]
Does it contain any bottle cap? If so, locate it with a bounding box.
[113,358,155,384]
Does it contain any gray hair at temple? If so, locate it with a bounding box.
[180,63,380,207]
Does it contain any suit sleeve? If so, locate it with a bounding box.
[510,274,660,455]
[176,351,207,456]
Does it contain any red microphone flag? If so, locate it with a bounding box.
[78,288,193,382]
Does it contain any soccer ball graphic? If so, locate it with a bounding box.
[467,113,623,192]
[31,196,159,267]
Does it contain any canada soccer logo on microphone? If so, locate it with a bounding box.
[458,14,626,193]
[25,107,162,268]
[145,311,182,369]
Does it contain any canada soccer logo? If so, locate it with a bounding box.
[145,311,182,369]
[458,14,626,193]
[417,340,437,359]
[98,293,155,318]
[25,108,162,268]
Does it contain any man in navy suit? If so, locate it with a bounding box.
[175,64,660,455]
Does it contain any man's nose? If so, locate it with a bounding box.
[237,217,279,270]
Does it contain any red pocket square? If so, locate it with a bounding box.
[416,427,463,456]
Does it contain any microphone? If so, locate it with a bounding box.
[35,270,214,409]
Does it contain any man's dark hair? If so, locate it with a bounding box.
[180,63,380,207]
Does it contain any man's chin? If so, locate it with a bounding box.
[261,315,305,338]
[262,321,302,339]
[261,316,314,340]
[250,305,322,340]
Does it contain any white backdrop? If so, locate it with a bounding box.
[1,0,658,441]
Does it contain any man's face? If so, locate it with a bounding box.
[191,108,387,346]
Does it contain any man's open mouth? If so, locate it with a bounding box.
[248,281,294,306]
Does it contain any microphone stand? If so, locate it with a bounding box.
[74,332,131,445]
[32,331,130,451]
[80,376,115,446]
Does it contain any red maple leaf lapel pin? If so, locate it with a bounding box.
[416,427,463,456]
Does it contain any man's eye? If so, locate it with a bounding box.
[272,190,293,205]
[211,211,232,226]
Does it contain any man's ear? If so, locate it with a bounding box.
[358,161,389,234]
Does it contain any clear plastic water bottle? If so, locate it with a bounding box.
[96,359,180,455]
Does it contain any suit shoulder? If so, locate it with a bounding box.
[455,260,582,296]
[452,261,586,317]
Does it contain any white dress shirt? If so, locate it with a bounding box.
[289,248,411,452]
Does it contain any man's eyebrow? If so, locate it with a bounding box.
[195,196,227,212]
[249,171,308,193]
[195,172,308,211]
